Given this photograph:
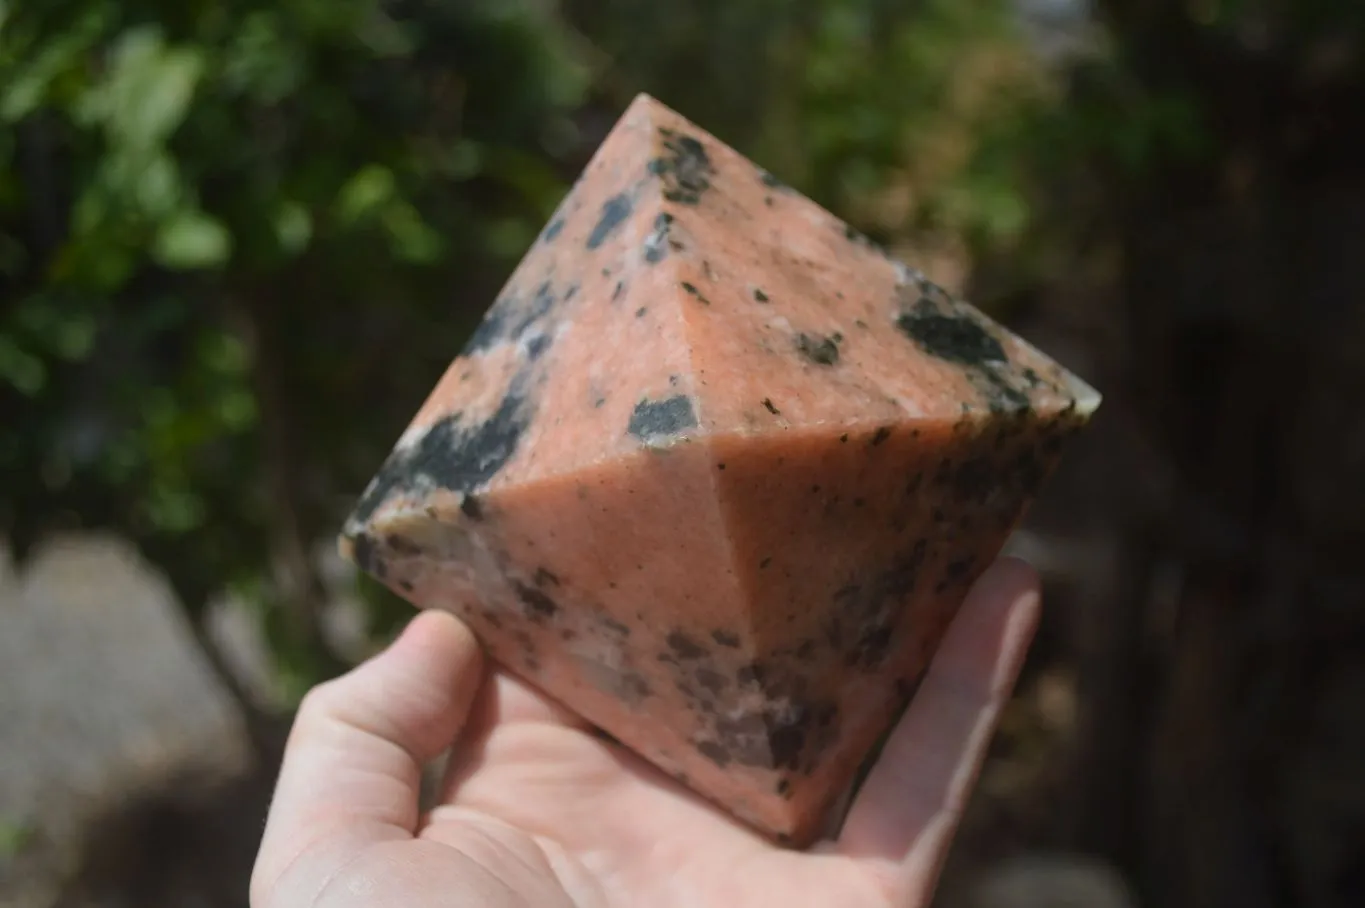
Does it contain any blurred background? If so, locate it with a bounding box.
[2,0,1363,905]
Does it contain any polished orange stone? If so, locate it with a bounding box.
[339,93,1100,846]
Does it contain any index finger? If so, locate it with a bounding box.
[250,609,485,907]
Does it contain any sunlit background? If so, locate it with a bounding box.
[3,1,1363,906]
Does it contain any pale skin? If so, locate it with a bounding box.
[251,557,1041,908]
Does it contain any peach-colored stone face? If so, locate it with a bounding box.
[339,93,1101,846]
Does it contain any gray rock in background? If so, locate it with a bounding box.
[961,853,1138,908]
[0,534,252,906]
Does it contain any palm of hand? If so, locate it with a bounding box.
[251,559,1038,908]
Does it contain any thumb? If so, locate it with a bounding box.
[251,608,484,907]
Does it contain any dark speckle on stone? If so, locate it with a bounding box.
[462,282,557,356]
[636,306,647,318]
[612,281,625,301]
[587,192,633,249]
[644,211,674,264]
[386,534,422,556]
[542,217,565,243]
[712,629,741,648]
[835,541,929,670]
[983,369,1032,413]
[776,778,792,797]
[525,333,551,361]
[714,713,773,767]
[816,704,837,728]
[849,625,894,669]
[870,426,892,446]
[666,630,707,660]
[842,224,886,254]
[535,567,561,587]
[753,288,769,303]
[681,281,710,304]
[515,581,559,622]
[896,297,1007,368]
[348,377,534,527]
[649,129,715,204]
[697,740,731,767]
[601,616,631,636]
[460,493,483,520]
[695,668,727,696]
[762,398,780,415]
[628,395,698,441]
[795,333,840,366]
[616,673,651,702]
[767,715,808,770]
[736,661,767,688]
[759,168,786,189]
[350,532,383,580]
[462,301,510,355]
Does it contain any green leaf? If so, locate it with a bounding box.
[133,152,184,218]
[0,9,109,122]
[200,331,250,374]
[84,27,205,148]
[153,209,232,269]
[336,165,396,223]
[216,387,258,431]
[274,201,313,254]
[53,311,97,361]
[382,202,443,264]
[0,335,46,395]
[444,140,484,181]
[221,12,307,103]
[142,482,207,533]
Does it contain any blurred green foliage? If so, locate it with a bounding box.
[1,0,594,697]
[11,0,1333,703]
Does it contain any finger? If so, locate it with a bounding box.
[251,608,485,908]
[837,557,1041,891]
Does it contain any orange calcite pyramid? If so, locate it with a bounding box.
[339,94,1100,846]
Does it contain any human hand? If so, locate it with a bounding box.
[250,557,1041,908]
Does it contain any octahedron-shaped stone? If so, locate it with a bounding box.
[339,93,1100,846]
